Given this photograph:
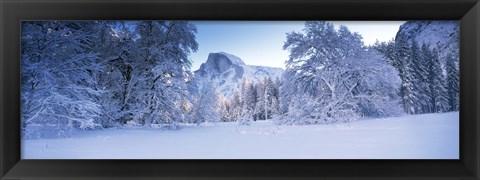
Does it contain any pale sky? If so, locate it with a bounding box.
[189,21,405,71]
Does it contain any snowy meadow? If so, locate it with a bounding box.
[23,112,458,159]
[21,21,459,159]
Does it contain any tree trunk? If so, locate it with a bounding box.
[144,113,152,128]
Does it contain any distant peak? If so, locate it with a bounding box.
[194,52,284,99]
[208,52,246,66]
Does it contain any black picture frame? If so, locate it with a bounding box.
[1,0,479,179]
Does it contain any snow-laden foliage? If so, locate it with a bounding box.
[21,21,199,138]
[21,20,459,138]
[189,79,220,125]
[21,22,105,137]
[224,77,282,125]
[93,22,139,127]
[445,53,459,111]
[426,48,450,112]
[131,21,198,128]
[394,36,416,114]
[238,79,257,125]
[278,21,402,125]
[254,78,279,121]
[375,28,458,114]
[409,39,430,114]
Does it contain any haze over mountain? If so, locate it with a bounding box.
[194,52,283,99]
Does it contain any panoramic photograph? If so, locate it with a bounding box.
[21,21,459,159]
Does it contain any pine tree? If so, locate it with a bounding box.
[278,72,295,116]
[218,96,232,122]
[239,82,256,125]
[424,47,449,113]
[230,88,243,121]
[431,48,450,112]
[409,39,429,114]
[394,36,415,114]
[264,78,276,120]
[254,80,265,121]
[445,53,459,111]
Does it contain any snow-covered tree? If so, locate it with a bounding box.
[22,20,200,134]
[278,72,295,115]
[376,32,459,115]
[21,21,105,137]
[131,21,198,128]
[87,21,137,127]
[394,36,416,114]
[239,81,257,125]
[353,49,403,117]
[230,89,243,121]
[254,78,277,120]
[407,39,429,114]
[190,80,220,125]
[426,48,449,112]
[219,95,232,122]
[253,81,265,121]
[445,53,459,111]
[280,21,401,124]
[278,94,318,125]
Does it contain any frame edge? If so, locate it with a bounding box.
[1,0,479,179]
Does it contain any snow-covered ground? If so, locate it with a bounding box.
[22,112,459,159]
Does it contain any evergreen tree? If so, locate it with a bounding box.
[253,78,277,120]
[430,48,450,112]
[373,39,397,66]
[254,80,265,121]
[395,36,415,114]
[445,53,459,111]
[218,95,232,122]
[424,46,449,113]
[230,89,243,121]
[409,39,430,114]
[239,82,257,125]
[278,72,295,116]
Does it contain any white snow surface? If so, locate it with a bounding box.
[22,112,459,159]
